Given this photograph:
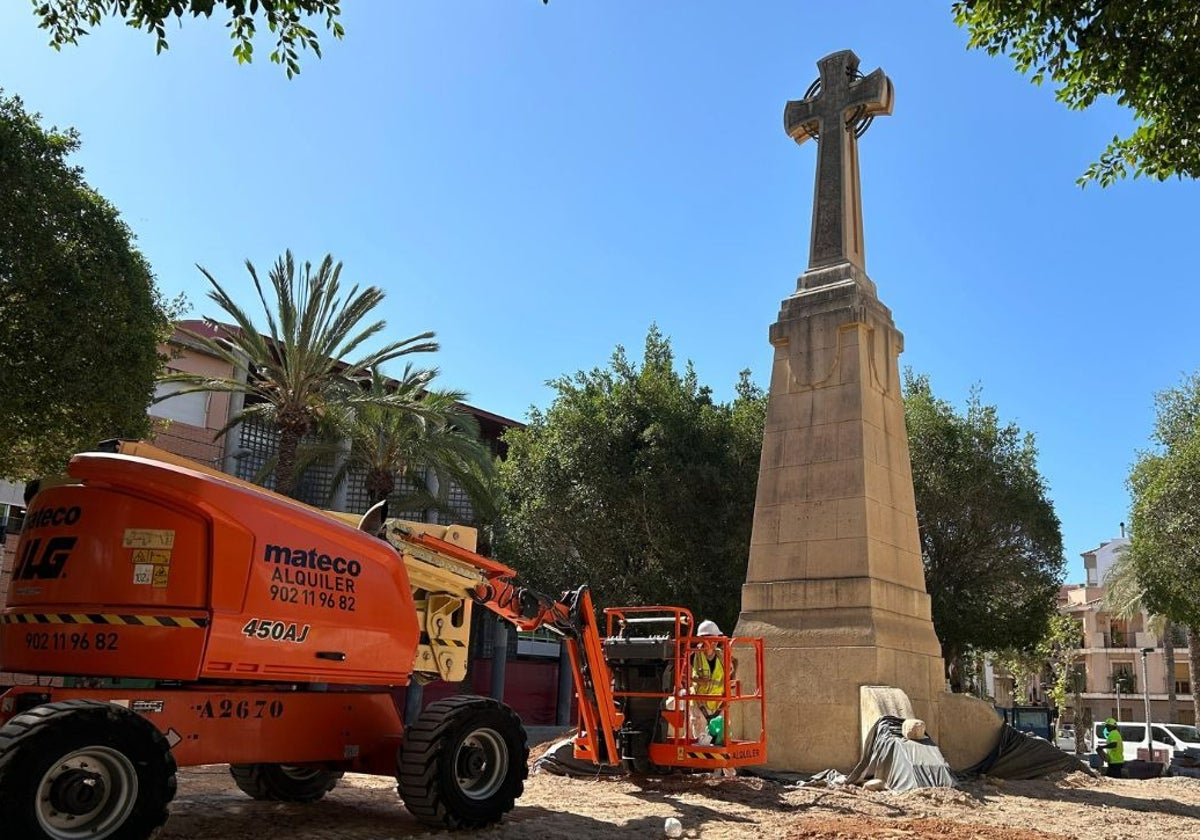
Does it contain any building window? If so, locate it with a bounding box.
[389,471,432,522]
[151,380,209,426]
[1069,664,1087,695]
[0,503,20,545]
[1176,663,1192,696]
[2,505,26,539]
[1111,663,1137,694]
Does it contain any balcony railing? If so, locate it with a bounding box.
[1110,675,1137,693]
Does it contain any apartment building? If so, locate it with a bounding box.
[1060,535,1194,726]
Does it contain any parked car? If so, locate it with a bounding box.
[1157,723,1200,751]
[1091,721,1197,764]
[1055,725,1079,752]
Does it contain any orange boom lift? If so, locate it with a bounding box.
[0,443,765,838]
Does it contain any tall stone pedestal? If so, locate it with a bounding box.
[734,263,946,773]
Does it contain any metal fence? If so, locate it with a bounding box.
[232,417,478,524]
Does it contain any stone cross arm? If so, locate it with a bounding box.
[784,50,893,145]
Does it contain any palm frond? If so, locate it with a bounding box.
[170,251,438,499]
[1102,546,1148,620]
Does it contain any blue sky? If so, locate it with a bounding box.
[3,2,1196,583]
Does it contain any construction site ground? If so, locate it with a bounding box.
[159,752,1200,840]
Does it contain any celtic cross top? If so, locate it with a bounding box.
[784,50,893,276]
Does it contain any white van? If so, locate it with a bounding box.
[1158,723,1200,752]
[1091,721,1200,763]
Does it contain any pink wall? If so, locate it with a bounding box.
[148,328,237,465]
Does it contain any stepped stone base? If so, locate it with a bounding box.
[737,622,944,771]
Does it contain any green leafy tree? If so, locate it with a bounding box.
[32,1,344,76]
[904,371,1065,690]
[1042,615,1083,728]
[955,647,990,698]
[496,327,766,632]
[1125,370,1200,722]
[953,1,1200,186]
[990,646,1043,706]
[158,251,436,498]
[990,614,1080,740]
[0,90,174,479]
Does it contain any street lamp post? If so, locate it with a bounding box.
[1141,647,1154,727]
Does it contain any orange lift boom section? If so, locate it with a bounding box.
[378,524,626,768]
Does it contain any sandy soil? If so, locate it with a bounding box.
[155,759,1200,840]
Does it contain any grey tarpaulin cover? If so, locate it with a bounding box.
[843,716,957,792]
[960,724,1088,780]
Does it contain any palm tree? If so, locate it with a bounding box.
[158,251,437,498]
[335,366,497,522]
[1103,547,1177,723]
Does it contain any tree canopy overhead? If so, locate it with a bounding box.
[953,0,1200,186]
[1124,370,1200,722]
[1126,371,1200,627]
[32,0,344,76]
[495,327,766,633]
[0,90,173,479]
[903,371,1064,688]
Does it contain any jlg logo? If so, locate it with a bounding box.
[14,537,78,580]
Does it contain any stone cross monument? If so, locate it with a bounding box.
[734,50,947,773]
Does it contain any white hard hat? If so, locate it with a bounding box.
[697,620,722,637]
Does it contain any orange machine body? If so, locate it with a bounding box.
[0,452,419,771]
[0,452,420,686]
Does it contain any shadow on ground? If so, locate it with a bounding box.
[972,777,1200,819]
[158,788,427,839]
[161,795,732,840]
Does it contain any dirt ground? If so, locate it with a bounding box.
[156,754,1200,840]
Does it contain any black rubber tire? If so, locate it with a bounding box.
[621,714,670,775]
[397,695,529,829]
[622,755,653,774]
[228,763,343,802]
[0,699,177,840]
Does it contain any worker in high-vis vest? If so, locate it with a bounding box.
[689,620,736,743]
[1098,717,1124,778]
